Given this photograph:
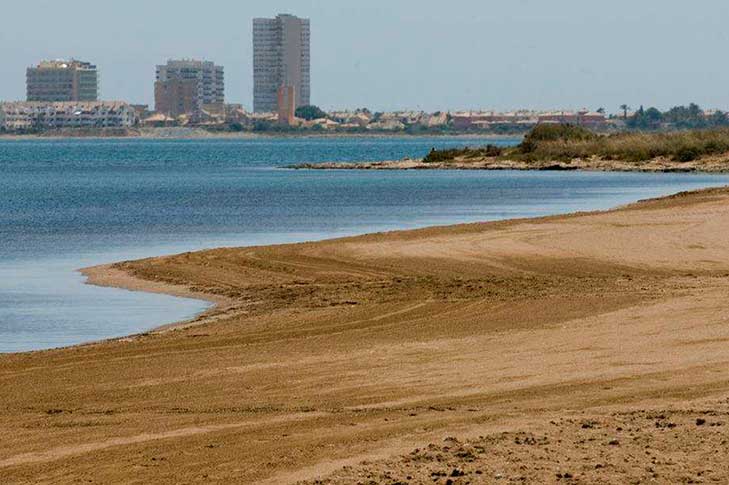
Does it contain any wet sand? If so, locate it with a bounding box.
[2,187,729,483]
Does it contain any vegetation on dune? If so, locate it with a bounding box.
[423,144,503,163]
[424,124,729,164]
[516,125,729,163]
[518,124,596,154]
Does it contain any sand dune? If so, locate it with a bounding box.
[2,187,729,483]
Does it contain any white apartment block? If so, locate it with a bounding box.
[0,102,137,131]
[253,14,310,112]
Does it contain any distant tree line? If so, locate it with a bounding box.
[295,105,327,121]
[625,103,729,130]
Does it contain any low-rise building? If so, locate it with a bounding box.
[142,112,176,127]
[452,110,606,130]
[0,104,34,131]
[0,102,137,131]
[302,117,339,130]
[329,111,371,127]
[537,110,606,127]
[367,118,406,131]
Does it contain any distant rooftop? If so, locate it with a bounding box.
[253,13,309,21]
[160,59,221,68]
[32,59,96,70]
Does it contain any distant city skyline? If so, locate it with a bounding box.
[1,1,729,112]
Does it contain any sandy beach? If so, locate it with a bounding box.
[3,187,729,483]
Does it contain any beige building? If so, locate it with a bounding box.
[154,79,199,117]
[154,60,225,116]
[26,60,99,102]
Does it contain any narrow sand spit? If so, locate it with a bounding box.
[292,154,729,172]
[2,187,729,484]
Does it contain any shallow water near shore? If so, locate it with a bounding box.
[2,137,729,353]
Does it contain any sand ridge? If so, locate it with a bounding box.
[2,186,729,483]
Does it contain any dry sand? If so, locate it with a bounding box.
[2,187,729,484]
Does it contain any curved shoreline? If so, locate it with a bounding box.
[76,184,729,347]
[80,264,230,334]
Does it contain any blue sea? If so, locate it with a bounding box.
[2,137,728,353]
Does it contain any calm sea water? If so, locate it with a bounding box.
[2,137,728,353]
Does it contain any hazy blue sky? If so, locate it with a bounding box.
[1,1,728,112]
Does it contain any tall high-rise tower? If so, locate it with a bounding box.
[253,14,310,113]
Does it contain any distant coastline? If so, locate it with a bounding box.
[0,127,525,140]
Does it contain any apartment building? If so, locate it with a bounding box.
[0,102,136,131]
[27,60,99,102]
[253,14,310,112]
[155,60,224,116]
[154,79,199,117]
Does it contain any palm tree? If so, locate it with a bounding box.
[620,104,630,120]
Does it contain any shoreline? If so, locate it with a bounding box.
[0,131,524,141]
[4,185,729,482]
[74,184,728,351]
[80,264,231,334]
[291,155,729,173]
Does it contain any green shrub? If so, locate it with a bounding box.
[484,144,503,157]
[675,146,700,162]
[519,124,596,153]
[423,148,469,163]
[295,105,327,121]
[422,145,503,163]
